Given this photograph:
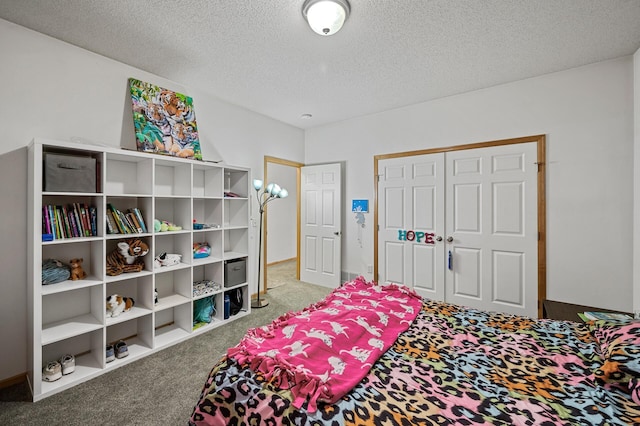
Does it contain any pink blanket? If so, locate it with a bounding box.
[227,277,422,412]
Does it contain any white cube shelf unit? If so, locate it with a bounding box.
[27,138,251,401]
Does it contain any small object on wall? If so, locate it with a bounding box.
[352,199,369,213]
[352,199,368,248]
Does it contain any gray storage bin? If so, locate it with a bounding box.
[45,153,97,193]
[224,258,247,287]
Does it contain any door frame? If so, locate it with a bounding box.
[373,134,547,317]
[261,156,304,295]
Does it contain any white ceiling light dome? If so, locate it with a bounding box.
[302,0,351,36]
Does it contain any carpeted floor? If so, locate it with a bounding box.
[267,259,297,289]
[0,278,332,426]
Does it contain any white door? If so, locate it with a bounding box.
[377,142,539,317]
[300,163,342,288]
[378,154,446,300]
[445,143,538,317]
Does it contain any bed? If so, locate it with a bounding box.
[190,277,640,425]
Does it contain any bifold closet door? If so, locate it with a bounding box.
[445,143,538,317]
[377,153,446,301]
[378,142,538,318]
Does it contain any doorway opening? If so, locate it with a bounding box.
[262,156,303,295]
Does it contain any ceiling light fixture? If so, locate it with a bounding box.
[302,0,350,36]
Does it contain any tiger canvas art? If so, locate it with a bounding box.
[129,78,202,160]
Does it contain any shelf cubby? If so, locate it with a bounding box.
[39,329,103,396]
[42,194,103,239]
[224,228,248,260]
[105,315,153,363]
[154,197,192,231]
[104,152,153,196]
[154,268,191,311]
[154,159,191,197]
[154,303,191,348]
[192,262,223,299]
[154,232,191,270]
[105,275,154,326]
[224,198,248,228]
[193,164,223,198]
[224,169,249,198]
[104,237,153,280]
[193,230,223,266]
[42,285,103,345]
[105,195,152,236]
[193,198,222,229]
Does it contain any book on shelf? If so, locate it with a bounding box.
[579,311,632,322]
[105,210,119,234]
[130,208,147,233]
[89,206,98,236]
[126,212,143,233]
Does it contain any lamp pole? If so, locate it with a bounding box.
[251,179,288,309]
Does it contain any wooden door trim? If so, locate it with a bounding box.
[373,134,546,317]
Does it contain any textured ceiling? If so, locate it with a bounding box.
[1,0,639,129]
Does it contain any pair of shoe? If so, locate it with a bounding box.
[106,340,128,363]
[42,354,75,382]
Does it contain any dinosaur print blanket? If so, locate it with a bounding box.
[227,277,422,412]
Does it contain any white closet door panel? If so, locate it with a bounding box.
[446,142,537,317]
[378,154,445,301]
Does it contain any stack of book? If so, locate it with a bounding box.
[106,204,147,234]
[578,311,633,322]
[42,203,97,240]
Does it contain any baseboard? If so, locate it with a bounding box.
[267,257,296,267]
[0,372,26,389]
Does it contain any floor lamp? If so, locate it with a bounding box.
[251,179,288,308]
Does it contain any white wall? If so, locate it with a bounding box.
[305,57,635,313]
[0,19,304,382]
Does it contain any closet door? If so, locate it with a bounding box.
[445,142,538,317]
[377,153,446,300]
[377,141,539,318]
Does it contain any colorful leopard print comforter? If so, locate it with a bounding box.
[190,295,640,425]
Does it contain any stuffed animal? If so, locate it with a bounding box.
[106,239,149,276]
[154,219,182,232]
[69,258,87,280]
[154,252,182,268]
[106,294,135,317]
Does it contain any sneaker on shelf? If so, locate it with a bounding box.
[59,354,75,375]
[42,361,62,382]
[114,340,128,359]
[106,344,115,363]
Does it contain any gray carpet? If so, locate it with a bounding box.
[267,259,297,289]
[0,280,332,426]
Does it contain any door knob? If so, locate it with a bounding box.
[334,231,341,236]
[435,236,443,242]
[446,236,453,243]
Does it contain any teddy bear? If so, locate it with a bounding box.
[69,258,87,280]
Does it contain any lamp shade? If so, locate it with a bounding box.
[278,188,289,199]
[302,0,350,36]
[253,179,263,191]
